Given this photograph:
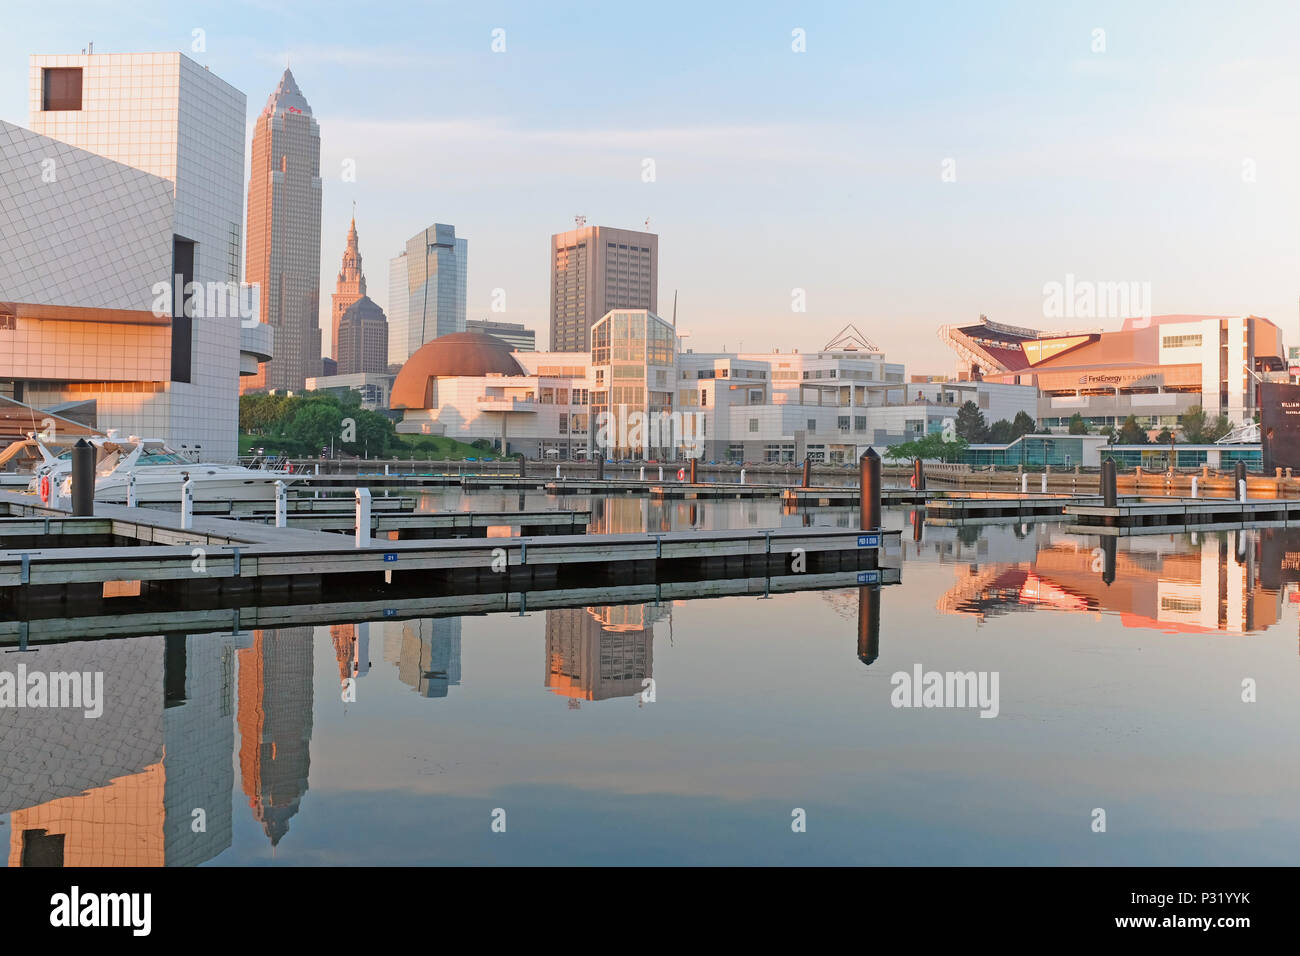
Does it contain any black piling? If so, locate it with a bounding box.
[1235,460,1248,500]
[518,453,527,478]
[913,457,926,492]
[596,456,605,481]
[689,457,697,484]
[1101,458,1117,508]
[71,438,94,516]
[801,456,812,489]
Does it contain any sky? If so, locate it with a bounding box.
[4,0,1300,373]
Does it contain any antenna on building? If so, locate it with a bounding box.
[574,215,586,229]
[644,217,651,231]
[672,290,677,328]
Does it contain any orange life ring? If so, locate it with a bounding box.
[39,473,50,503]
[909,473,917,489]
[677,467,686,481]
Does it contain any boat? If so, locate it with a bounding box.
[47,434,296,504]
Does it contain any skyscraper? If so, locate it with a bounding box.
[336,296,389,375]
[329,216,365,360]
[243,68,323,393]
[387,252,409,368]
[389,223,467,367]
[549,224,657,352]
[26,52,248,461]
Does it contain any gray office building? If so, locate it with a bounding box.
[389,223,466,366]
[549,224,657,352]
[465,319,535,352]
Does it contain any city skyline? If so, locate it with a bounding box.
[7,2,1300,375]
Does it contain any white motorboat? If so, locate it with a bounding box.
[52,435,296,504]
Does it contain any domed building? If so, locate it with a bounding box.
[390,331,525,408]
[389,310,687,461]
[392,330,550,454]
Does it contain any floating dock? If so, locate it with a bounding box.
[925,493,1101,525]
[0,490,897,613]
[1065,497,1300,535]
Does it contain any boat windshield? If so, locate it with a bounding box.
[136,449,189,465]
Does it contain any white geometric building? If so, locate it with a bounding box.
[22,51,256,461]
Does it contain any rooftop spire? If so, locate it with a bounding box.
[263,67,312,118]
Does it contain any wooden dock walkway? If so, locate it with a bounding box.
[0,490,897,612]
[1065,497,1300,535]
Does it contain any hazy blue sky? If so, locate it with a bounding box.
[4,0,1300,371]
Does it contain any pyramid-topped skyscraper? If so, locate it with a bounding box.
[242,68,323,393]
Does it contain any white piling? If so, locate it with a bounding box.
[180,477,194,529]
[274,480,287,528]
[126,472,136,508]
[355,487,372,547]
[659,466,664,481]
[385,463,390,475]
[1041,473,1047,494]
[556,464,561,478]
[640,466,645,480]
[1190,476,1198,499]
[1020,473,1028,494]
[740,468,746,484]
[1238,478,1247,501]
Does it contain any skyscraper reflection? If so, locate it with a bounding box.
[237,627,314,849]
[545,605,666,702]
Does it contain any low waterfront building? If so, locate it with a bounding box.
[303,371,395,411]
[941,314,1288,434]
[465,319,536,351]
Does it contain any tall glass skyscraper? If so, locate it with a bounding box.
[388,223,466,366]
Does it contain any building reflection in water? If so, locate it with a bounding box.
[936,532,1287,635]
[237,627,314,849]
[382,618,462,698]
[545,604,666,705]
[1,630,249,866]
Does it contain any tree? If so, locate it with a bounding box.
[1155,426,1174,444]
[1068,413,1090,435]
[1180,404,1232,444]
[286,401,343,454]
[954,401,989,443]
[1116,415,1149,445]
[988,419,1014,443]
[885,433,969,463]
[1011,410,1037,439]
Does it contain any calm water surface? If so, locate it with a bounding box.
[3,494,1298,865]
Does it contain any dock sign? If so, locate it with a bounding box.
[383,553,399,562]
[857,570,880,584]
[857,534,880,548]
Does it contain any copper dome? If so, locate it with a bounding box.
[390,331,526,409]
